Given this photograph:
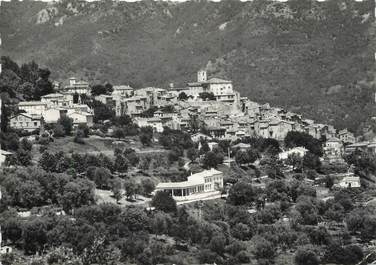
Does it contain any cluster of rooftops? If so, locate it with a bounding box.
[11,71,359,148]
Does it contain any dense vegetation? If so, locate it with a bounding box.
[0,0,375,132]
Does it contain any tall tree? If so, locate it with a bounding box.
[35,68,54,99]
[151,191,177,213]
[91,85,107,96]
[57,116,73,136]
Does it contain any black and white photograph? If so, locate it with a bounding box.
[0,0,375,264]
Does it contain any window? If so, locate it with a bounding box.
[34,122,38,126]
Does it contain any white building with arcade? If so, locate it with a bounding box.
[155,168,224,201]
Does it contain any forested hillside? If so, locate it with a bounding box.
[0,0,375,132]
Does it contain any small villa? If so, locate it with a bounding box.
[337,174,361,189]
[155,168,224,201]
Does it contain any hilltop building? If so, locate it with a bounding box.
[41,93,74,108]
[115,96,149,116]
[186,70,240,104]
[323,137,344,163]
[113,87,175,117]
[67,110,94,128]
[112,85,134,97]
[95,94,114,106]
[338,175,361,188]
[135,117,167,133]
[43,108,67,124]
[338,129,355,144]
[18,101,47,116]
[13,89,94,130]
[332,172,361,189]
[60,77,91,100]
[345,140,376,155]
[10,113,42,132]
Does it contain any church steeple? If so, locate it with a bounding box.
[197,69,207,83]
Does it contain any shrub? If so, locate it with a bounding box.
[141,178,155,196]
[53,124,65,137]
[295,246,319,265]
[254,237,275,260]
[39,145,48,153]
[74,130,86,144]
[77,124,90,137]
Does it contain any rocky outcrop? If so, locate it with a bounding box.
[36,7,58,24]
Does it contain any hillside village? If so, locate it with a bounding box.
[8,69,367,163]
[1,0,373,134]
[2,60,376,265]
[2,70,373,196]
[5,67,374,202]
